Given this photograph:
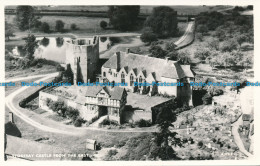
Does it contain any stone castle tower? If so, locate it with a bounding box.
[65,36,99,85]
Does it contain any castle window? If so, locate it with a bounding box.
[121,72,125,83]
[109,69,112,75]
[130,74,134,86]
[103,72,106,77]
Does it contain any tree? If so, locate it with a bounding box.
[40,37,50,47]
[40,22,50,33]
[55,20,65,32]
[108,6,140,31]
[145,6,178,38]
[207,38,220,50]
[149,45,166,59]
[153,106,180,160]
[177,50,191,65]
[71,23,78,30]
[5,20,15,41]
[16,6,39,31]
[56,37,64,47]
[24,34,38,60]
[220,39,238,52]
[236,34,247,49]
[140,31,158,44]
[100,21,108,29]
[196,33,203,42]
[196,25,208,35]
[194,48,211,60]
[202,93,212,105]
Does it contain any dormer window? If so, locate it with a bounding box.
[130,74,134,86]
[121,72,125,83]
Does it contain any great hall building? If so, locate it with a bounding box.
[101,50,195,106]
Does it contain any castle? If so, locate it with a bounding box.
[65,36,195,106]
[65,36,99,84]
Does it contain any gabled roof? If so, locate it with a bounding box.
[102,52,194,81]
[5,135,79,160]
[5,122,21,138]
[80,86,126,100]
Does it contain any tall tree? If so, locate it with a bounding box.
[5,20,15,41]
[145,6,178,38]
[108,6,140,31]
[24,34,38,60]
[16,6,37,31]
[152,105,181,160]
[55,20,65,32]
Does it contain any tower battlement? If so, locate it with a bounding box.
[65,36,99,54]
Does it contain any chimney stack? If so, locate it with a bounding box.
[165,57,169,62]
[116,52,120,72]
[9,112,14,123]
[126,48,130,54]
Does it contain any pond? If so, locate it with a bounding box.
[12,36,112,64]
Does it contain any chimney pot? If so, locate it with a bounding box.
[126,48,130,53]
[9,112,14,123]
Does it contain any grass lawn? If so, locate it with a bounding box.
[5,64,57,79]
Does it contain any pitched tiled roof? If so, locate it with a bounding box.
[5,122,22,138]
[5,135,78,160]
[80,86,125,100]
[103,52,194,81]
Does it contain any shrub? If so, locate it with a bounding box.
[56,64,65,71]
[196,25,208,35]
[100,20,108,29]
[55,20,65,32]
[100,118,119,126]
[70,23,78,30]
[135,119,152,127]
[74,117,86,127]
[197,141,204,148]
[196,33,203,42]
[89,116,99,124]
[65,107,80,121]
[40,22,50,33]
[140,31,158,43]
[202,93,212,105]
[149,45,167,59]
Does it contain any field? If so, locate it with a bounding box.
[6,5,232,15]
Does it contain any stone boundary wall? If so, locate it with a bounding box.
[39,91,98,121]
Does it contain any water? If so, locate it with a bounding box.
[12,36,112,64]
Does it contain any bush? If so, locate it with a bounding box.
[56,64,65,71]
[149,45,167,59]
[135,119,152,127]
[100,20,108,29]
[55,20,65,32]
[74,117,86,127]
[70,23,78,30]
[196,33,203,42]
[197,141,204,148]
[196,25,208,35]
[140,31,157,43]
[100,118,119,126]
[89,116,99,124]
[202,93,212,105]
[40,22,50,33]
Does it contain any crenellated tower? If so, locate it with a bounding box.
[65,36,99,85]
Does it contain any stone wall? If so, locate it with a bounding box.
[39,91,98,121]
[122,109,152,123]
